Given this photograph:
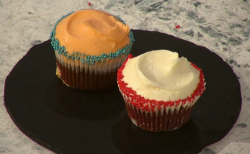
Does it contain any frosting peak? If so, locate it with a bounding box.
[55,9,130,55]
[122,50,200,101]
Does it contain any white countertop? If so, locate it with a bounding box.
[0,0,250,153]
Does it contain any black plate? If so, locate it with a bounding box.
[4,30,241,154]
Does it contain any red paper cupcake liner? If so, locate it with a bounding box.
[124,97,194,131]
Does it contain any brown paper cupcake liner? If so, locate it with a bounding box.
[55,52,128,91]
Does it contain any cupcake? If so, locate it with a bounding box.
[50,9,135,91]
[117,50,206,132]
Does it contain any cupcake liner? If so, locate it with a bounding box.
[120,91,199,131]
[56,51,128,91]
[117,55,206,132]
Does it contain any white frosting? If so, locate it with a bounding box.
[122,50,200,101]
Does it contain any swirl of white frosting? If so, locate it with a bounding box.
[122,50,200,101]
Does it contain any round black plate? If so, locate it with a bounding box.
[4,30,241,154]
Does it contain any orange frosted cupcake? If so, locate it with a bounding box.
[117,50,206,132]
[50,9,135,91]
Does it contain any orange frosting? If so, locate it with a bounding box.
[55,9,131,55]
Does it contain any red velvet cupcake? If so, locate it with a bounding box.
[50,9,135,91]
[117,50,206,132]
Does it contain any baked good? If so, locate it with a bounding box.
[117,50,206,132]
[50,9,135,91]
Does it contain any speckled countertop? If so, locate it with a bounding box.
[0,0,250,154]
